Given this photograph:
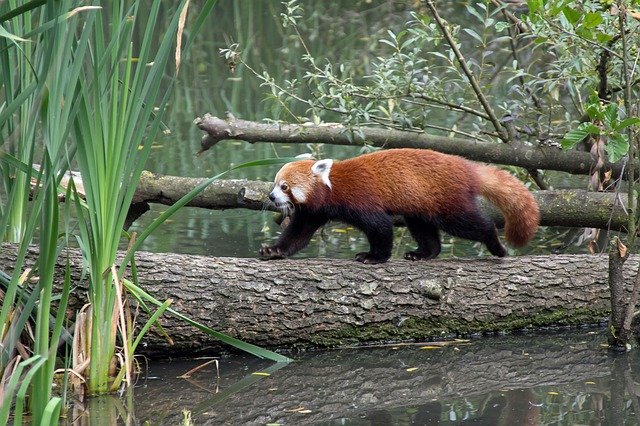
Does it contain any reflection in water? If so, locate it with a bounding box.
[68,330,639,425]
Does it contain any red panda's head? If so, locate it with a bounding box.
[268,158,333,212]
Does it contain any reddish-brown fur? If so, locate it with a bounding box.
[277,149,539,247]
[262,148,540,262]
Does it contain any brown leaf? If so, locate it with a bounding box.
[617,238,628,257]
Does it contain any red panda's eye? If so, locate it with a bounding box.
[281,183,289,191]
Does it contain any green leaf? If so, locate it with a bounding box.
[463,28,483,43]
[596,32,614,43]
[583,12,603,29]
[495,21,510,32]
[527,0,543,14]
[465,4,484,22]
[585,102,604,121]
[616,117,640,131]
[0,25,29,42]
[603,103,620,127]
[606,134,629,163]
[561,123,600,149]
[39,398,62,426]
[0,0,47,23]
[562,7,581,25]
[378,38,396,48]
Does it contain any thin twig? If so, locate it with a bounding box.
[410,95,491,120]
[489,0,529,33]
[542,16,623,60]
[425,0,509,142]
[619,3,637,246]
[178,358,220,379]
[619,2,640,339]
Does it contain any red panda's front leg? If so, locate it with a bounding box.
[260,210,328,260]
[347,211,394,264]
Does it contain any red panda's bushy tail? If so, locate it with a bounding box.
[476,165,540,247]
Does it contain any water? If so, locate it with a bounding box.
[75,329,638,425]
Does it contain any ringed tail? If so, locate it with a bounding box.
[476,165,540,247]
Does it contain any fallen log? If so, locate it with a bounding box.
[130,172,629,230]
[0,243,632,356]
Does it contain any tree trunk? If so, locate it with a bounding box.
[194,113,629,177]
[608,237,630,350]
[1,243,634,356]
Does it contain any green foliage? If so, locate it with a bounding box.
[0,1,91,422]
[70,0,189,394]
[561,94,640,162]
[525,1,639,157]
[229,0,639,160]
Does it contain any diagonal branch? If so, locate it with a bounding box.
[425,0,509,142]
[194,114,632,178]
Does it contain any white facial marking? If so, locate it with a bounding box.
[270,185,289,204]
[311,159,333,189]
[291,187,307,203]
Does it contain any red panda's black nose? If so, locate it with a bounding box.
[268,192,276,202]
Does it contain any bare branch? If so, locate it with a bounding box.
[194,114,630,178]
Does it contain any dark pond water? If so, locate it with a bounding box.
[73,329,638,425]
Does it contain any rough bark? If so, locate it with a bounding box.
[130,171,630,230]
[194,113,630,177]
[608,238,630,349]
[132,171,272,211]
[1,243,635,356]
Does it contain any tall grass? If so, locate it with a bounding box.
[2,1,291,421]
[69,0,227,395]
[0,1,90,423]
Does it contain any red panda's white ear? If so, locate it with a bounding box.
[311,159,333,189]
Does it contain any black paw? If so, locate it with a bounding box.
[259,245,287,260]
[355,252,390,264]
[404,250,438,261]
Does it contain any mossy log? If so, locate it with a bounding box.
[1,243,635,356]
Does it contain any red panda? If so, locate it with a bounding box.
[260,148,540,264]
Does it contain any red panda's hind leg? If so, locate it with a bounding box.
[437,209,507,257]
[403,216,442,261]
